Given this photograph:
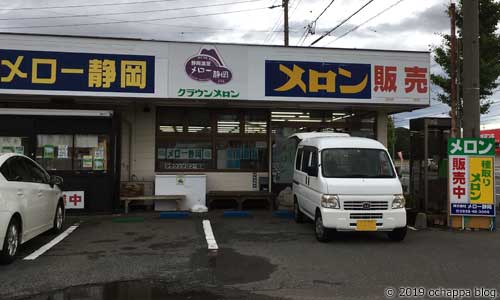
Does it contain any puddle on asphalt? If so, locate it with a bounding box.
[22,280,222,300]
[190,248,277,285]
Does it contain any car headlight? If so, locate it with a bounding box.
[321,194,340,209]
[392,194,406,209]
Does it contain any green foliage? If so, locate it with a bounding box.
[431,0,500,114]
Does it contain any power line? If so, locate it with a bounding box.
[310,0,375,46]
[0,6,278,30]
[324,0,406,46]
[263,0,283,44]
[0,0,270,21]
[297,0,335,46]
[0,0,190,11]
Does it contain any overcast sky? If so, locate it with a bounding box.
[0,0,498,128]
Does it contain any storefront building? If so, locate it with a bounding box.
[0,33,430,212]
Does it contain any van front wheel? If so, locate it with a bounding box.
[387,226,407,242]
[294,199,305,223]
[315,212,330,242]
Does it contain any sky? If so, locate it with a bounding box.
[0,0,498,128]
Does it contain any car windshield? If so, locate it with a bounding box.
[321,148,395,178]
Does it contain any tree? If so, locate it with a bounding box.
[431,0,500,114]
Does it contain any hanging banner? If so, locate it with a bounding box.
[448,138,495,217]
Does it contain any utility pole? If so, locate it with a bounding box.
[283,0,289,46]
[450,3,458,138]
[462,0,480,138]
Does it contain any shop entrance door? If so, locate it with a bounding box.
[0,114,119,213]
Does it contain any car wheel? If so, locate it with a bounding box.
[52,203,64,234]
[0,218,21,264]
[294,199,305,223]
[315,211,330,242]
[387,226,407,242]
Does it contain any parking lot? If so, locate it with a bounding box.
[1,212,500,300]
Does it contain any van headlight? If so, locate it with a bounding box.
[321,194,340,209]
[392,194,405,209]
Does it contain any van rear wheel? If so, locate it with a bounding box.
[387,226,407,242]
[315,212,330,242]
[294,199,305,223]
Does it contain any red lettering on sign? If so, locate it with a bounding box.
[69,194,82,206]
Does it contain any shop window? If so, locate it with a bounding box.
[217,113,240,134]
[74,135,108,171]
[187,110,211,133]
[0,136,29,156]
[157,140,213,170]
[36,135,73,171]
[245,112,267,134]
[216,140,267,170]
[158,109,185,133]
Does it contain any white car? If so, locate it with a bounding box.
[0,153,65,264]
[293,136,407,242]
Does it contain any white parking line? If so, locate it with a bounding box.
[407,226,418,231]
[202,220,218,251]
[24,224,79,260]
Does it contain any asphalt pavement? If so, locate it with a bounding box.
[0,211,499,300]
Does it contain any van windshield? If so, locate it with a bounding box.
[321,148,395,178]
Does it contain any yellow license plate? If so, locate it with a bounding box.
[356,220,377,231]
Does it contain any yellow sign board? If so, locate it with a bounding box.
[469,157,494,204]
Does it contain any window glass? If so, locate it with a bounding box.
[36,135,73,171]
[310,150,318,169]
[216,140,267,170]
[301,149,311,172]
[74,135,108,171]
[321,148,395,178]
[1,157,32,182]
[158,109,184,133]
[0,136,29,155]
[244,112,267,134]
[0,158,17,181]
[187,110,211,133]
[157,141,213,170]
[22,158,49,184]
[295,148,303,170]
[217,113,240,134]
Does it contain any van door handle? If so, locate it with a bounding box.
[16,191,24,196]
[38,192,43,197]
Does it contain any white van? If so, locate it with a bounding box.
[292,136,407,242]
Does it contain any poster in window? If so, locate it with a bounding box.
[180,149,189,159]
[1,146,14,154]
[188,149,195,160]
[83,155,93,168]
[174,149,181,159]
[166,148,174,159]
[203,148,212,160]
[14,146,24,154]
[58,145,68,159]
[94,159,104,170]
[194,148,202,160]
[158,148,166,159]
[44,146,55,159]
[95,147,105,160]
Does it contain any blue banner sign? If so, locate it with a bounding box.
[0,49,155,93]
[451,203,495,217]
[265,60,371,99]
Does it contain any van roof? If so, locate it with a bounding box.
[288,132,350,141]
[299,136,387,150]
